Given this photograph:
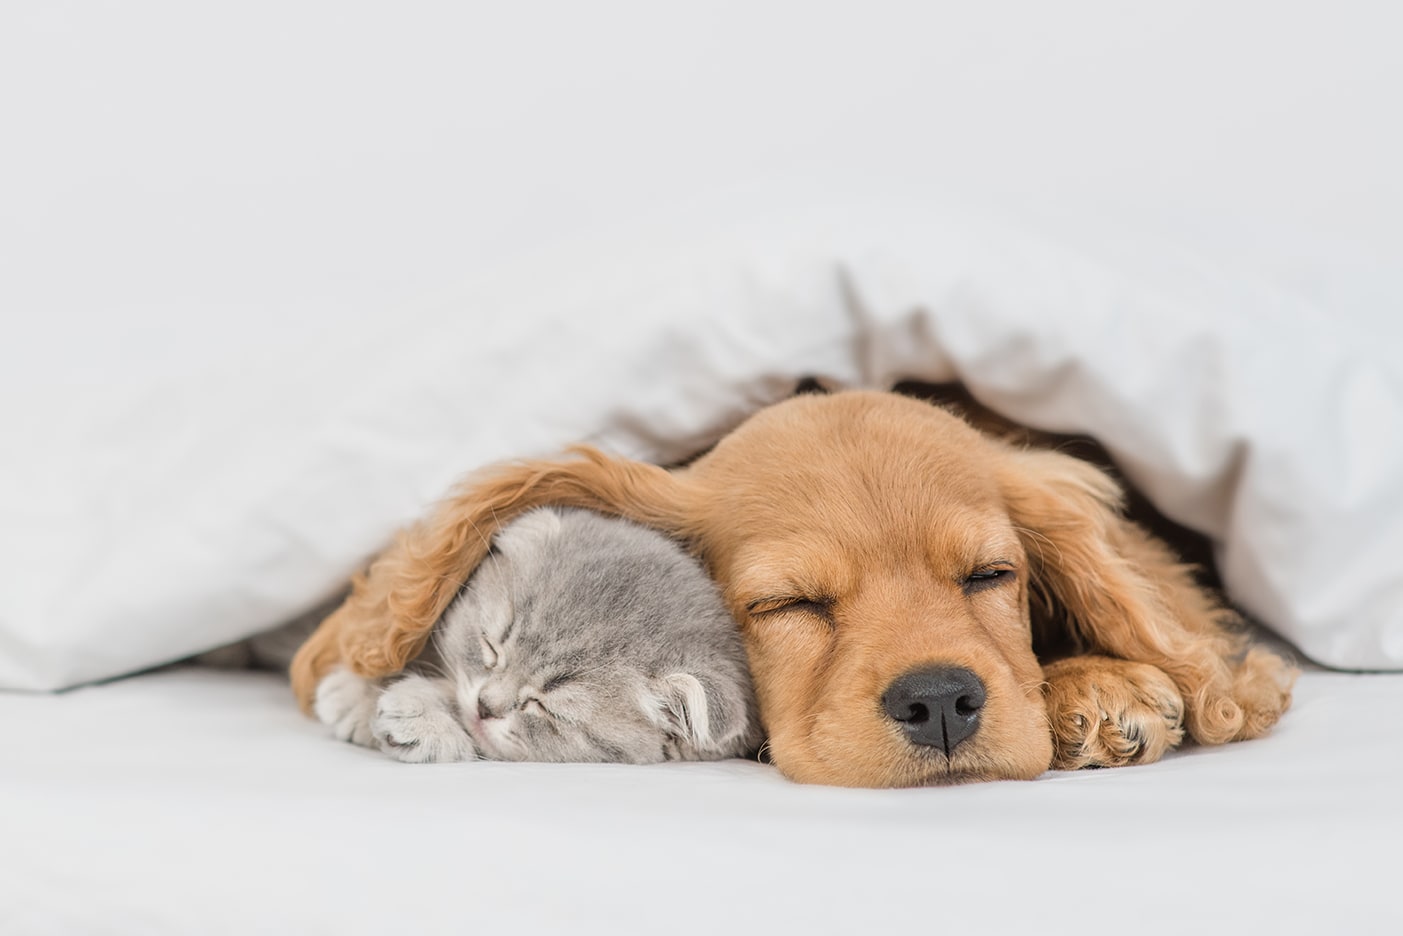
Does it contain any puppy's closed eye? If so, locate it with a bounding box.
[961,566,1017,596]
[747,596,835,623]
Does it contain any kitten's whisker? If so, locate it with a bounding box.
[463,513,495,553]
[414,659,449,681]
[482,506,527,614]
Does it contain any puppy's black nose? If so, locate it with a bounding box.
[882,666,986,756]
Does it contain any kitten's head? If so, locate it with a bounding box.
[430,507,761,763]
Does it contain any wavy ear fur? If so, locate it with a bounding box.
[290,446,700,711]
[997,446,1295,745]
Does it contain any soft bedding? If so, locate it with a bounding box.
[2,220,1401,691]
[2,661,1398,934]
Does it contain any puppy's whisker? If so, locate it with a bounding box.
[1013,524,1064,566]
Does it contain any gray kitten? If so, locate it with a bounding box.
[311,507,762,763]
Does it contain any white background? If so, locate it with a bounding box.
[5,0,1401,388]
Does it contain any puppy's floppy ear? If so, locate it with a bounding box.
[290,447,701,711]
[997,446,1293,746]
[995,446,1130,643]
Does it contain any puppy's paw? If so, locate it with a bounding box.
[1044,656,1185,770]
[371,675,477,764]
[1229,646,1297,741]
[313,666,380,748]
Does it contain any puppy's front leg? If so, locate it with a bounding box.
[1043,655,1186,769]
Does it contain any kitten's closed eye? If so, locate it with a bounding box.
[541,672,577,693]
[425,507,760,765]
[479,636,501,670]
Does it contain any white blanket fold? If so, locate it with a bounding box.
[3,221,1400,690]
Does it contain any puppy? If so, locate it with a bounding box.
[292,390,1295,787]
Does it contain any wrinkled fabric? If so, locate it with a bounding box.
[4,3,1401,689]
[2,221,1400,690]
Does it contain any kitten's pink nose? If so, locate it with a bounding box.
[475,683,514,721]
[477,695,502,720]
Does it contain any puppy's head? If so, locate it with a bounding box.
[687,391,1056,786]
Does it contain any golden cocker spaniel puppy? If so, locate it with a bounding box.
[291,390,1294,786]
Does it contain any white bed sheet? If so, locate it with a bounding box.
[3,665,1399,935]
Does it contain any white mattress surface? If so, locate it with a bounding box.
[4,665,1399,935]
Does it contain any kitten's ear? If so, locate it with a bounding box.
[648,673,716,749]
[510,506,564,542]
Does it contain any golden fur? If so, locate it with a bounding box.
[291,390,1295,786]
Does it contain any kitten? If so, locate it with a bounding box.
[310,507,762,763]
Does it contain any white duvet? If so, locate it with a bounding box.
[3,219,1400,691]
[3,2,1401,691]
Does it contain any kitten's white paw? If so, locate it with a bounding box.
[372,675,477,763]
[313,666,379,748]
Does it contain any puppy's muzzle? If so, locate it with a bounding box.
[882,666,986,756]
